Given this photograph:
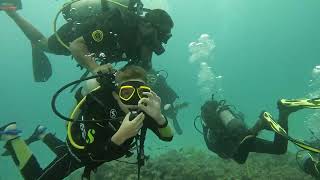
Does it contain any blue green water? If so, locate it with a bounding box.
[1,0,320,179]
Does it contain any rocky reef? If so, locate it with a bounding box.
[68,148,313,180]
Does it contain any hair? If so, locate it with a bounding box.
[145,9,174,28]
[115,65,148,84]
[201,100,222,129]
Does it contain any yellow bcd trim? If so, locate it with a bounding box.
[67,86,101,150]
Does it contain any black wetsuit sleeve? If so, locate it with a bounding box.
[146,116,173,142]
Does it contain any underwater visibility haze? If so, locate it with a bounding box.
[1,0,320,179]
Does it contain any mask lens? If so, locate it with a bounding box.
[158,31,172,44]
[119,86,135,101]
[137,86,151,99]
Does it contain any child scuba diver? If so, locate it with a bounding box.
[0,65,173,180]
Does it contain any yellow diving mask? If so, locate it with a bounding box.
[117,81,151,105]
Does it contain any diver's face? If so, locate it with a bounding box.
[157,25,172,44]
[113,79,150,113]
[202,115,219,129]
[201,101,219,128]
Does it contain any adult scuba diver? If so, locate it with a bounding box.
[195,94,320,164]
[296,137,320,179]
[0,65,174,180]
[147,69,189,135]
[2,0,174,81]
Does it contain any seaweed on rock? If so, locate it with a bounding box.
[67,148,314,180]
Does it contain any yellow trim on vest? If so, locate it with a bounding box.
[67,86,101,150]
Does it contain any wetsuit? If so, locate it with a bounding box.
[299,140,320,179]
[203,106,288,164]
[48,6,157,70]
[4,86,173,180]
[302,157,320,179]
[148,73,184,134]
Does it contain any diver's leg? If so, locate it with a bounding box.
[5,11,50,52]
[41,133,67,157]
[2,126,82,179]
[36,152,83,180]
[24,125,66,156]
[4,138,44,180]
[233,108,290,164]
[271,107,289,153]
[237,108,290,154]
[1,123,43,179]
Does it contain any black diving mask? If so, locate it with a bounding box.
[117,81,151,105]
[153,24,172,55]
[158,30,172,44]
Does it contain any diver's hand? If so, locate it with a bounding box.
[92,63,113,75]
[138,91,166,125]
[111,112,145,145]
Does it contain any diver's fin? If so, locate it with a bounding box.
[172,118,183,135]
[0,122,22,142]
[279,98,320,109]
[262,112,288,137]
[1,133,38,156]
[174,102,189,111]
[0,122,22,136]
[262,112,320,154]
[1,150,10,156]
[25,125,47,144]
[31,43,52,82]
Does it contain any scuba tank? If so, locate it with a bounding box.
[61,0,142,23]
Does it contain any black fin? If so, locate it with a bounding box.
[172,118,183,135]
[32,43,52,82]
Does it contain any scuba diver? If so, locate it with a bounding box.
[147,69,189,135]
[197,95,320,164]
[296,140,320,179]
[0,65,174,180]
[2,0,174,81]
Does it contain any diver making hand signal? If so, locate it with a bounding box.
[112,112,145,145]
[0,65,173,180]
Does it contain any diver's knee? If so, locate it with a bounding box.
[276,146,287,154]
[34,38,50,52]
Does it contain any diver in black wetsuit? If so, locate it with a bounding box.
[3,0,174,81]
[296,140,320,179]
[146,70,189,135]
[0,65,173,180]
[199,95,299,164]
